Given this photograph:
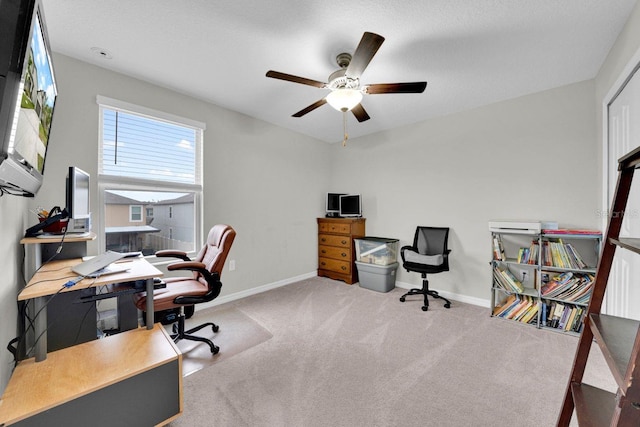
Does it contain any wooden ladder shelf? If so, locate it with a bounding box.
[557,146,640,426]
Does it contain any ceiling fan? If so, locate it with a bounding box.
[266,32,427,123]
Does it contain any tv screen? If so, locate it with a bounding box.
[339,194,362,217]
[0,0,57,196]
[326,192,346,214]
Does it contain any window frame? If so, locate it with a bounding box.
[96,96,205,260]
[129,205,143,222]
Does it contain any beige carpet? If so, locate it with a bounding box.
[169,277,615,427]
[168,306,273,377]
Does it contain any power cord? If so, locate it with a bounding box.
[8,274,89,365]
[7,226,72,364]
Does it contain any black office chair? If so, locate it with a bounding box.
[400,226,452,311]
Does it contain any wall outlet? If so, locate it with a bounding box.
[229,260,236,271]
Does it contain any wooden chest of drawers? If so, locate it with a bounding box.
[317,217,366,284]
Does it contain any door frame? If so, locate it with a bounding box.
[601,46,640,315]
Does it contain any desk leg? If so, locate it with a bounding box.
[34,296,47,362]
[23,243,41,283]
[146,278,153,330]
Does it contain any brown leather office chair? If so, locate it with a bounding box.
[133,224,236,354]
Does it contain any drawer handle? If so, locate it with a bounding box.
[321,262,326,266]
[321,250,327,254]
[321,238,326,242]
[341,240,347,245]
[341,253,347,257]
[341,266,347,271]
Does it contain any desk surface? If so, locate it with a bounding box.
[19,257,163,300]
[0,324,182,425]
[20,232,97,245]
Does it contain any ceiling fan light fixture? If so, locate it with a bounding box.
[326,89,363,112]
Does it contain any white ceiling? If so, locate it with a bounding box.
[42,0,637,143]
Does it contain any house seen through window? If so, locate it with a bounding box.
[98,96,204,256]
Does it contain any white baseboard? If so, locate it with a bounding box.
[394,280,491,308]
[196,271,317,311]
[197,273,491,312]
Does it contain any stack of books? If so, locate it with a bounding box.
[541,272,594,305]
[542,239,590,269]
[492,266,525,293]
[493,295,539,324]
[541,301,585,333]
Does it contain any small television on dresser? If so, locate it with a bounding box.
[339,194,362,217]
[0,0,58,196]
[326,192,346,217]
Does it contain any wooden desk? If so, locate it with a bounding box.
[0,324,182,426]
[20,233,97,280]
[19,257,162,362]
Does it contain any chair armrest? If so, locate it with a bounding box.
[168,261,222,305]
[167,261,220,288]
[400,245,416,263]
[155,249,191,262]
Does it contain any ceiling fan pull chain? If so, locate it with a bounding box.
[342,111,348,147]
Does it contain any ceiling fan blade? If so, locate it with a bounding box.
[364,82,427,94]
[292,99,328,117]
[351,104,370,122]
[346,32,385,78]
[266,70,326,88]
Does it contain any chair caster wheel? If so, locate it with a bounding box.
[400,297,406,302]
[212,345,220,355]
[212,324,219,333]
[444,303,451,309]
[421,306,428,312]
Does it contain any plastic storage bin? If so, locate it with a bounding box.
[354,237,399,266]
[355,261,399,293]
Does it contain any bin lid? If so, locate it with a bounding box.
[354,236,399,243]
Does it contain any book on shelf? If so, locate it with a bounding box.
[492,234,506,261]
[541,301,585,333]
[493,294,518,316]
[540,272,594,303]
[526,240,539,264]
[558,305,572,330]
[492,266,525,293]
[509,296,533,320]
[521,303,539,324]
[542,229,601,235]
[546,240,590,270]
[493,294,519,317]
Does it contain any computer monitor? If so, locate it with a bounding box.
[326,192,346,217]
[339,194,362,217]
[65,166,91,233]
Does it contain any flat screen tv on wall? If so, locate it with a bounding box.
[0,0,58,197]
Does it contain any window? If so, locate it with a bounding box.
[98,96,204,256]
[130,205,142,222]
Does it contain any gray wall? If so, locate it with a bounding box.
[2,1,640,394]
[329,80,598,303]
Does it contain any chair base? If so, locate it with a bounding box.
[171,312,220,354]
[399,277,451,311]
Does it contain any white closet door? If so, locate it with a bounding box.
[607,67,640,320]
